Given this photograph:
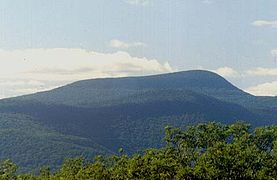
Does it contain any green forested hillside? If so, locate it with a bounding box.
[0,70,276,172]
[0,113,110,172]
[2,122,276,179]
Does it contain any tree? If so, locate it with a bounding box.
[0,160,17,179]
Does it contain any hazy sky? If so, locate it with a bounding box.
[0,0,277,98]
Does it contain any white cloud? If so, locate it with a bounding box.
[0,80,44,87]
[245,81,277,96]
[0,79,59,99]
[0,48,172,98]
[212,67,239,78]
[246,67,277,76]
[109,39,146,49]
[125,0,150,6]
[252,20,277,28]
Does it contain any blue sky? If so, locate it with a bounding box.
[0,0,276,98]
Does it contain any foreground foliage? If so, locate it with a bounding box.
[2,122,277,179]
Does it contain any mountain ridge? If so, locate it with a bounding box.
[3,70,248,107]
[0,70,276,172]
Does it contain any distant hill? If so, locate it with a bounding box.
[0,70,276,172]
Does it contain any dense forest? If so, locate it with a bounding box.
[1,71,277,171]
[1,122,276,179]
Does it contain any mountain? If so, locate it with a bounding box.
[0,70,276,172]
[0,113,111,173]
[3,70,246,107]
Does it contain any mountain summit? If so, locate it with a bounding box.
[10,70,245,107]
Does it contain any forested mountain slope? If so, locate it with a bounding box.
[0,113,110,172]
[0,70,276,171]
